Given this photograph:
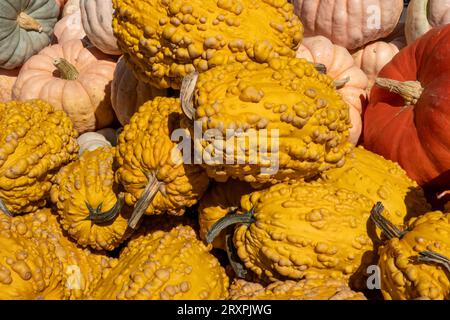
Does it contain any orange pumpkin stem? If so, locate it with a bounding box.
[17,12,43,32]
[53,58,79,81]
[375,78,424,105]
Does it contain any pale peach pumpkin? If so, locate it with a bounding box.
[62,0,80,17]
[53,10,86,43]
[0,69,19,103]
[12,39,116,134]
[293,0,404,50]
[111,57,166,125]
[296,36,368,144]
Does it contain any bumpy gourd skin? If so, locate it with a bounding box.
[235,182,376,287]
[116,97,209,216]
[0,100,78,214]
[320,146,431,229]
[229,278,366,300]
[199,180,254,249]
[112,0,303,89]
[93,225,229,300]
[0,209,114,299]
[189,57,353,186]
[379,211,450,300]
[51,147,131,251]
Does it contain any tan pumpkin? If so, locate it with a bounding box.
[53,10,86,43]
[405,0,450,44]
[12,39,116,134]
[296,36,368,144]
[111,57,166,125]
[0,69,19,103]
[80,0,121,55]
[293,0,404,50]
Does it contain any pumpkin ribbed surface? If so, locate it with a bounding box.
[0,100,78,214]
[112,0,303,89]
[93,225,229,299]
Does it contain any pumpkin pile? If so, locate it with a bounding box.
[0,0,448,301]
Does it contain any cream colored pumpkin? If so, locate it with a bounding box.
[405,0,450,44]
[53,10,86,43]
[77,130,119,155]
[296,36,368,144]
[0,69,19,103]
[80,0,120,55]
[293,0,404,50]
[12,39,116,134]
[111,57,166,125]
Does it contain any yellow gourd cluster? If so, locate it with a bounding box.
[112,0,303,89]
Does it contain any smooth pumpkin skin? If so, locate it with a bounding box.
[229,278,366,300]
[379,211,450,300]
[111,56,166,125]
[12,39,117,134]
[112,0,303,89]
[80,0,121,55]
[0,69,19,102]
[363,25,450,188]
[296,36,368,145]
[93,225,229,300]
[53,10,86,43]
[0,0,59,69]
[0,100,78,214]
[293,0,404,50]
[51,147,131,251]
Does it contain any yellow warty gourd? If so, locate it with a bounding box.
[0,100,78,214]
[320,146,431,228]
[0,208,114,299]
[229,278,366,300]
[93,225,229,300]
[116,97,209,229]
[198,180,254,249]
[207,182,377,288]
[51,147,131,251]
[112,0,303,89]
[183,57,353,187]
[373,206,450,300]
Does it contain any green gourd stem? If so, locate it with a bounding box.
[0,198,12,217]
[334,76,351,89]
[17,12,43,32]
[314,63,327,74]
[53,58,79,80]
[375,78,424,105]
[225,226,247,279]
[370,202,405,240]
[206,209,255,245]
[128,174,162,229]
[418,250,450,274]
[85,193,125,224]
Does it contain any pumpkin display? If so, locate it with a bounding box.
[372,203,450,300]
[0,0,59,70]
[207,181,377,288]
[80,0,121,55]
[116,97,209,229]
[0,208,114,299]
[295,36,368,144]
[198,180,254,250]
[112,0,303,89]
[53,10,86,43]
[363,25,450,188]
[229,278,366,300]
[0,69,19,103]
[93,225,229,300]
[62,0,80,17]
[292,0,404,50]
[319,146,431,229]
[12,39,117,134]
[405,0,450,44]
[0,100,78,215]
[182,57,353,187]
[51,146,131,251]
[111,57,166,125]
